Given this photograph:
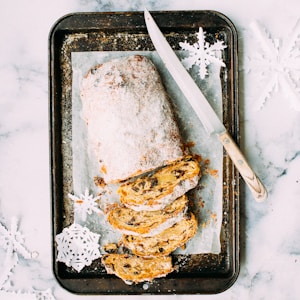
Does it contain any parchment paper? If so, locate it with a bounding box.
[71,51,223,254]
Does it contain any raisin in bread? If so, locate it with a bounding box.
[80,55,185,183]
[122,212,197,257]
[101,254,173,284]
[107,195,188,237]
[117,156,200,211]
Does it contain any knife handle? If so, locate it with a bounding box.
[218,131,268,202]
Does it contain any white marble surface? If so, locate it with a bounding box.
[0,0,300,299]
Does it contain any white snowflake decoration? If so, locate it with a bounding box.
[0,217,56,299]
[0,216,32,260]
[68,188,101,221]
[179,27,227,79]
[246,20,300,110]
[0,217,32,288]
[0,251,18,289]
[55,223,101,272]
[0,290,36,300]
[33,288,56,300]
[0,289,55,300]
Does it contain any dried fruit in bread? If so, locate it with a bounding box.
[107,195,188,236]
[122,212,198,257]
[101,254,174,284]
[118,156,200,211]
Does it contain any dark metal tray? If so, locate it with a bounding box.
[49,10,239,294]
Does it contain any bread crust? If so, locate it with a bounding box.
[101,254,174,284]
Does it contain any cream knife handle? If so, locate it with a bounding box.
[218,131,268,202]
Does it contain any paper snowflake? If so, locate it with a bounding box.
[0,289,55,300]
[245,20,300,110]
[0,216,32,260]
[0,217,32,288]
[33,288,56,300]
[0,217,56,299]
[68,188,101,221]
[179,27,227,79]
[55,223,101,272]
[0,290,36,300]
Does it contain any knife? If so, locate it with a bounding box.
[144,9,267,202]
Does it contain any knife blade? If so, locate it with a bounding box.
[144,9,267,202]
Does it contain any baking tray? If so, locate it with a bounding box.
[49,10,240,294]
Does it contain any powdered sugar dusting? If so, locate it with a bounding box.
[80,55,184,184]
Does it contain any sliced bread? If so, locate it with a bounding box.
[107,195,188,236]
[117,156,200,211]
[122,212,198,257]
[101,254,174,284]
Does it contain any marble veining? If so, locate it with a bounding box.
[0,0,300,299]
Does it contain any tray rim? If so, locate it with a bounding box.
[49,10,240,295]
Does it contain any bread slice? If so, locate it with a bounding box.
[101,254,174,284]
[107,195,188,237]
[117,156,200,211]
[122,212,197,257]
[80,55,184,183]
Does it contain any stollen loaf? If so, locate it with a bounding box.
[80,55,185,183]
